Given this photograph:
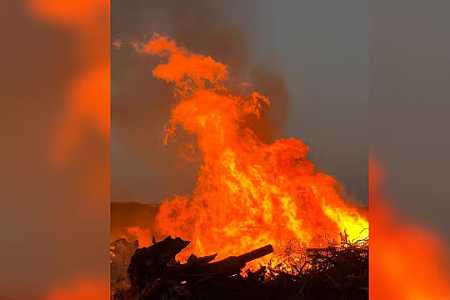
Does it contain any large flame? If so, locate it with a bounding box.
[138,35,368,263]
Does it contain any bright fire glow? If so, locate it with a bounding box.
[126,226,151,248]
[45,278,108,300]
[137,35,368,266]
[370,158,450,300]
[28,0,110,165]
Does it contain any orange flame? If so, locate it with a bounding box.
[137,35,368,265]
[370,158,450,299]
[27,0,105,28]
[28,0,110,165]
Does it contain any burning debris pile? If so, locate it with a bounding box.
[111,34,369,299]
[111,236,368,300]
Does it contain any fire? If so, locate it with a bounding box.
[27,0,105,28]
[137,35,368,264]
[370,158,450,299]
[52,67,109,164]
[28,0,110,165]
[370,206,450,300]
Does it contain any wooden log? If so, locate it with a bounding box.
[128,236,190,289]
[236,244,273,263]
[169,244,274,278]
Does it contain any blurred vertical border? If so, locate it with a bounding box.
[0,0,109,299]
[370,0,450,298]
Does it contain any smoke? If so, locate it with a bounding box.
[111,0,290,203]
